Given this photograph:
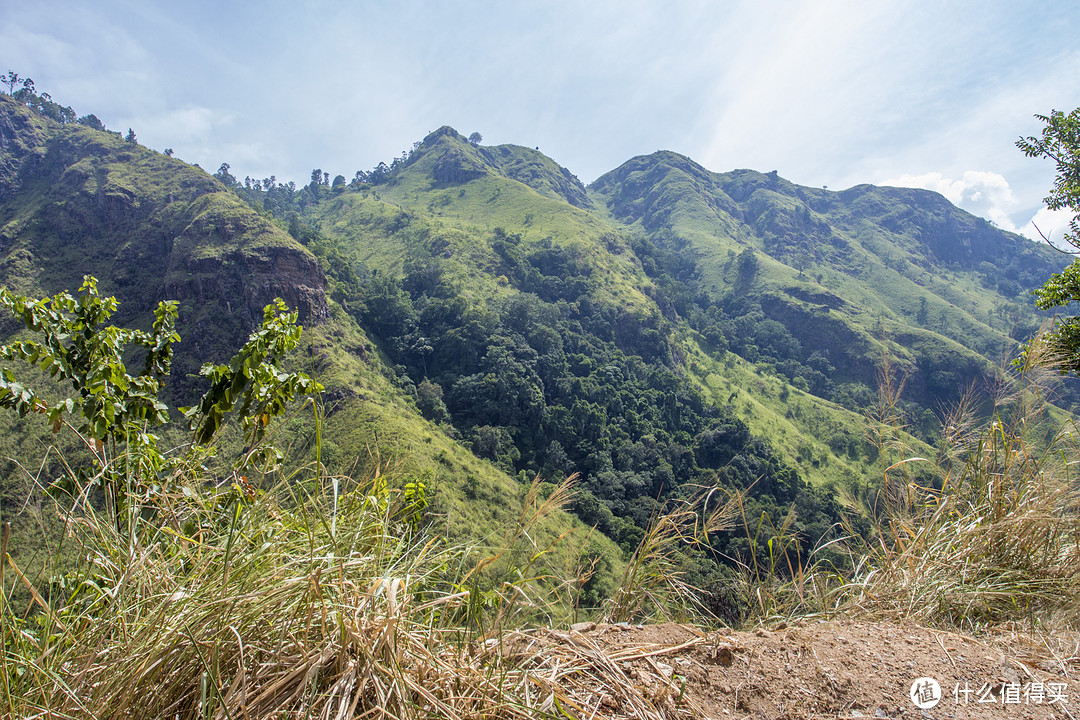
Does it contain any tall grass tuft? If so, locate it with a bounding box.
[0,456,598,719]
[838,334,1080,630]
[725,334,1080,635]
[602,487,741,624]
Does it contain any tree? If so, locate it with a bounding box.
[215,162,236,186]
[369,162,390,184]
[1019,108,1080,372]
[416,378,451,423]
[125,128,137,144]
[468,131,483,145]
[2,71,19,94]
[11,78,36,105]
[736,247,758,280]
[78,114,106,131]
[0,278,320,524]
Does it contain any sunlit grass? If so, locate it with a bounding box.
[0,445,606,719]
[733,333,1080,636]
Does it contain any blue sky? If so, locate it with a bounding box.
[4,0,1079,241]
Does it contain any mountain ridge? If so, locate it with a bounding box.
[0,103,1071,598]
[589,146,1060,407]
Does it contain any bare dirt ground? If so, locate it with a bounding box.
[515,620,1078,719]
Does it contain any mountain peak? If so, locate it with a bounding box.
[421,125,469,146]
[403,126,591,207]
[589,149,741,228]
[485,144,592,208]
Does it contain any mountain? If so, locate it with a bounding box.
[591,151,1058,407]
[0,95,326,389]
[0,96,1068,596]
[0,99,622,602]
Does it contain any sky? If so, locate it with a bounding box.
[4,0,1079,243]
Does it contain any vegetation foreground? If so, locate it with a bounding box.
[2,320,1078,717]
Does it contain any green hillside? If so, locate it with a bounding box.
[591,152,1058,403]
[0,98,622,608]
[0,90,1070,611]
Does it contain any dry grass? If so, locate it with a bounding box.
[743,334,1080,636]
[1,457,587,719]
[497,626,710,719]
[841,336,1080,630]
[2,445,722,720]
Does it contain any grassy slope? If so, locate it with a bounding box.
[588,153,1065,482]
[594,156,1058,387]
[0,104,622,604]
[376,128,654,312]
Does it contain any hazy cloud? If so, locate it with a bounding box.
[130,107,234,145]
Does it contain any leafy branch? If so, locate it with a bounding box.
[183,298,321,448]
[0,277,321,523]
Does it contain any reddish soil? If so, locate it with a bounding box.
[523,620,1077,719]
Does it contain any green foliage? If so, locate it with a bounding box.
[401,478,428,528]
[0,103,625,628]
[0,277,178,519]
[1018,108,1080,247]
[1019,108,1080,373]
[0,278,319,522]
[0,276,177,440]
[827,338,1079,630]
[2,70,20,94]
[183,298,322,447]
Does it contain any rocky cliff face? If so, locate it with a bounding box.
[165,237,328,329]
